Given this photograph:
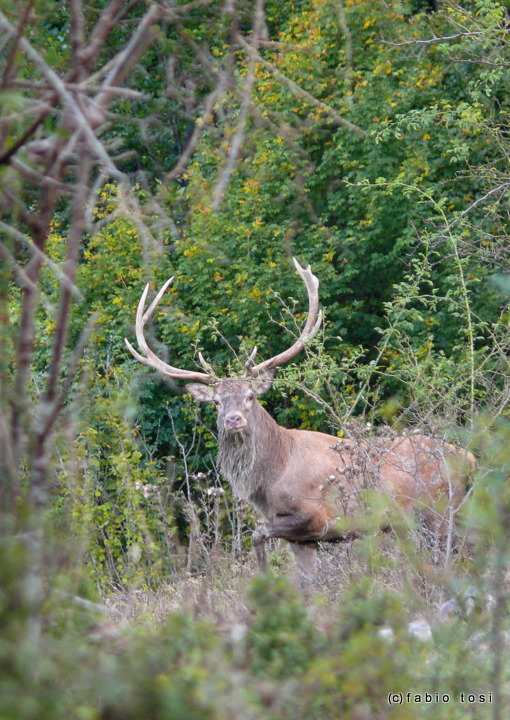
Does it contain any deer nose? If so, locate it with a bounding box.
[225,412,246,430]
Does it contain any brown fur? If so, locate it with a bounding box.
[187,377,475,576]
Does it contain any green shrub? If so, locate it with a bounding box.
[246,573,321,678]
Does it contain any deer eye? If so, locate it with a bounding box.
[246,392,254,403]
[213,397,222,407]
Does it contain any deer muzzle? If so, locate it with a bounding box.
[224,412,247,432]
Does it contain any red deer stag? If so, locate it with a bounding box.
[125,259,474,577]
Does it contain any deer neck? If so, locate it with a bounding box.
[218,401,290,507]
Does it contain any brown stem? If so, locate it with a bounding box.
[0,0,34,91]
[211,0,264,210]
[10,184,60,468]
[29,152,93,510]
[336,0,354,109]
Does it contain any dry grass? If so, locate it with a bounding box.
[100,527,467,636]
[102,556,256,627]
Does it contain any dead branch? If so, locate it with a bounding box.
[79,0,126,71]
[0,0,34,92]
[93,5,161,116]
[70,0,86,72]
[0,10,121,176]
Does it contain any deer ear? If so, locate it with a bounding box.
[252,370,275,396]
[186,383,215,403]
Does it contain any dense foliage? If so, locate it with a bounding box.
[1,0,510,717]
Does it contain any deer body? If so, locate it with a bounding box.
[187,378,473,575]
[126,258,474,577]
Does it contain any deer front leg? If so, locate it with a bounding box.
[252,524,268,570]
[252,510,327,573]
[268,511,329,543]
[252,520,319,579]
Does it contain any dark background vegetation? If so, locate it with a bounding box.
[1,0,510,717]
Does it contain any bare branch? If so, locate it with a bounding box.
[336,0,354,109]
[79,0,126,71]
[41,154,93,416]
[10,81,150,99]
[0,5,160,174]
[0,100,55,123]
[32,310,99,478]
[382,30,488,48]
[0,0,34,91]
[9,157,71,191]
[436,182,510,239]
[0,222,82,297]
[0,242,40,296]
[93,5,161,116]
[211,0,264,209]
[0,107,53,166]
[70,0,86,71]
[0,10,122,177]
[159,0,218,17]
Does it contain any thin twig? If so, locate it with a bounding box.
[211,0,264,209]
[381,30,488,48]
[336,0,354,109]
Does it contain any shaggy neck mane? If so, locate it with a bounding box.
[218,400,289,504]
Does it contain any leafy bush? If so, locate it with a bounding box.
[246,572,320,678]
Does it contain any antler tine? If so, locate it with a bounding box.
[198,351,215,375]
[125,278,213,384]
[247,257,322,376]
[143,276,174,324]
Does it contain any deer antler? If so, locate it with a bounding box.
[127,258,321,382]
[245,257,322,376]
[124,278,213,384]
